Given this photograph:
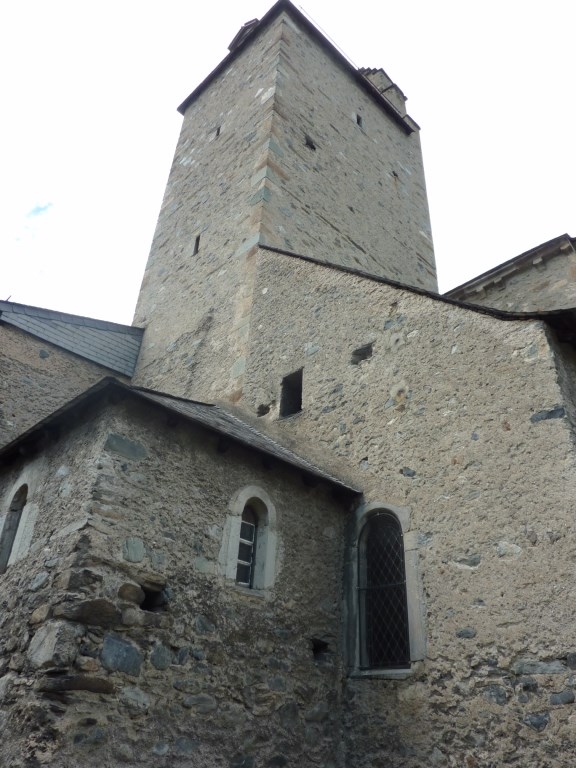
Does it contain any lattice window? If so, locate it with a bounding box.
[358,511,410,669]
[236,505,258,587]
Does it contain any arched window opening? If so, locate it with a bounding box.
[0,484,28,574]
[358,511,410,669]
[236,504,258,587]
[220,487,277,592]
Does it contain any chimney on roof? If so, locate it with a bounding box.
[359,67,407,117]
[228,19,259,51]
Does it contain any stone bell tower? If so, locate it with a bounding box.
[132,0,435,403]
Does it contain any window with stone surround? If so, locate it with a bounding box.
[236,504,258,587]
[0,484,27,574]
[219,486,278,592]
[346,502,426,677]
[358,511,409,668]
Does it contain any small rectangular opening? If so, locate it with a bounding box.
[351,343,373,365]
[356,113,363,128]
[280,369,303,417]
[215,126,221,138]
[304,134,316,151]
[140,586,168,613]
[192,234,201,255]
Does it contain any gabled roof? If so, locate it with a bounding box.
[0,378,359,495]
[445,234,576,302]
[177,0,418,134]
[0,301,143,376]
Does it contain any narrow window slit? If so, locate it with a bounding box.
[356,113,364,128]
[193,234,201,256]
[304,134,316,151]
[280,369,303,417]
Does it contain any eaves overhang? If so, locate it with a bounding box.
[177,0,418,134]
[0,378,360,497]
[0,300,143,377]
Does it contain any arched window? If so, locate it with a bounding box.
[358,511,410,669]
[219,486,278,592]
[0,484,28,574]
[236,504,258,587]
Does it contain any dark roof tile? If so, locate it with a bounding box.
[0,301,143,376]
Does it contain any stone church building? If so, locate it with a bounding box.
[1,1,576,765]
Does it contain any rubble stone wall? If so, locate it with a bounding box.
[132,15,282,401]
[261,14,436,290]
[0,396,350,767]
[132,7,436,405]
[0,323,120,447]
[241,249,576,767]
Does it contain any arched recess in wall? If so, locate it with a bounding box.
[0,484,28,574]
[345,500,426,677]
[219,485,278,591]
[358,510,410,668]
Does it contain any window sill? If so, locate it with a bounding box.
[278,410,303,421]
[233,584,266,599]
[349,667,413,681]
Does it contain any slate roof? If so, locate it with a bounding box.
[0,301,143,376]
[0,378,360,495]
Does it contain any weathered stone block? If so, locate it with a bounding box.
[104,433,148,460]
[550,689,575,705]
[120,685,150,711]
[122,537,145,563]
[150,643,172,670]
[101,634,142,677]
[511,659,566,675]
[523,712,550,731]
[53,598,121,627]
[27,620,79,669]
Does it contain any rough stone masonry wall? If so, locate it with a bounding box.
[0,397,349,767]
[243,250,576,767]
[260,14,436,291]
[133,8,437,405]
[0,322,123,448]
[132,18,284,402]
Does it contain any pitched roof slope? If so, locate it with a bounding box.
[0,378,359,495]
[0,301,143,376]
[177,0,418,134]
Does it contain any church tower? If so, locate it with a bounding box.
[132,0,435,403]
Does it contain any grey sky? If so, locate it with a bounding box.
[1,0,574,322]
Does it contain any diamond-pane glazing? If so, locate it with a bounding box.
[358,512,410,669]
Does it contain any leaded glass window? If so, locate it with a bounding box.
[358,511,410,669]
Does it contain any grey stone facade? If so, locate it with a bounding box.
[446,234,576,312]
[0,384,354,766]
[1,1,576,766]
